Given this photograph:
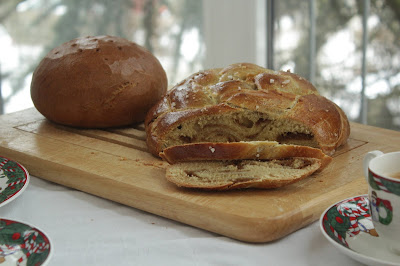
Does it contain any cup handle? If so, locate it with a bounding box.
[363,150,384,182]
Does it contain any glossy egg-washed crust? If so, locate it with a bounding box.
[145,63,350,156]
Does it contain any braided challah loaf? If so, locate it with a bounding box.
[145,63,350,157]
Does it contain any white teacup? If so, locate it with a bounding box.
[363,151,400,255]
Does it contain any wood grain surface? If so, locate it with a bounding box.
[1,108,399,243]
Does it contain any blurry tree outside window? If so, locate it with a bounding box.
[0,0,204,114]
[274,0,400,130]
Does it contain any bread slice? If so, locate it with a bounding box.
[160,141,332,169]
[162,141,332,190]
[165,158,322,190]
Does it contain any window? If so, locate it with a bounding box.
[0,0,205,113]
[271,0,400,130]
[1,0,399,130]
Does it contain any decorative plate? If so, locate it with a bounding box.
[0,156,29,208]
[0,219,52,265]
[320,195,400,266]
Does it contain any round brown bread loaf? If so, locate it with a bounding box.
[145,63,350,156]
[31,35,168,128]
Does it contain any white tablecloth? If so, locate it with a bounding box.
[2,176,363,266]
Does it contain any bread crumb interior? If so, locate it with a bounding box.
[163,110,318,149]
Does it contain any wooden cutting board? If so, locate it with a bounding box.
[1,108,399,243]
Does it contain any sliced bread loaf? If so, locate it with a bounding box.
[145,63,350,157]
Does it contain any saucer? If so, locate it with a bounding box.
[0,156,30,208]
[320,195,400,266]
[0,218,52,265]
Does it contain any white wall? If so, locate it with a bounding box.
[202,0,266,69]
